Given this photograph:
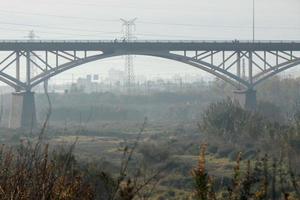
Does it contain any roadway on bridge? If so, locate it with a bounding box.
[0,40,299,51]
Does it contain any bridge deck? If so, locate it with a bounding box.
[0,40,299,51]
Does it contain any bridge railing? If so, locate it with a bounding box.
[0,40,299,44]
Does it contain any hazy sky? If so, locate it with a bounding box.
[0,0,299,84]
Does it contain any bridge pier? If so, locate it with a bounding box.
[9,91,37,129]
[233,89,257,111]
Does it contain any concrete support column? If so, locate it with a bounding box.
[9,91,37,129]
[233,89,257,111]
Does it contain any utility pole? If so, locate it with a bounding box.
[252,0,255,42]
[120,18,137,93]
[242,58,246,79]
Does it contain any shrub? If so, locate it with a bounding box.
[217,146,235,158]
[191,145,300,200]
[199,99,265,141]
[138,142,170,164]
[0,143,94,200]
[207,145,218,154]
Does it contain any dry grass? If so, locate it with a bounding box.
[0,142,94,200]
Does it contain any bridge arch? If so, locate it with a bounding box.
[29,51,251,90]
[0,72,26,90]
[253,59,300,86]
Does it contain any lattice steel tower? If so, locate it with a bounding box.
[120,18,137,92]
[26,31,39,80]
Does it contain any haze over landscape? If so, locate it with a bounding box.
[1,0,299,83]
[0,1,300,199]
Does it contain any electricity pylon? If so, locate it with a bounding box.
[25,30,39,80]
[25,31,49,93]
[120,18,137,93]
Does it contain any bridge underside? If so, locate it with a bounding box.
[0,40,299,128]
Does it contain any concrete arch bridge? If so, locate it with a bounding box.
[0,40,299,128]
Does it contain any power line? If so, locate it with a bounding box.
[1,20,299,40]
[0,20,225,39]
[0,9,118,22]
[0,9,299,31]
[0,21,121,34]
[0,25,197,39]
[138,20,300,30]
[0,10,298,40]
[0,27,112,38]
[1,24,298,40]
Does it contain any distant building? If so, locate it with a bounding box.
[86,75,92,82]
[74,75,98,93]
[107,68,125,85]
[93,74,99,81]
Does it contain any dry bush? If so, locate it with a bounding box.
[191,145,300,200]
[0,142,94,200]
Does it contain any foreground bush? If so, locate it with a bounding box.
[0,141,164,200]
[0,143,94,200]
[192,145,300,200]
